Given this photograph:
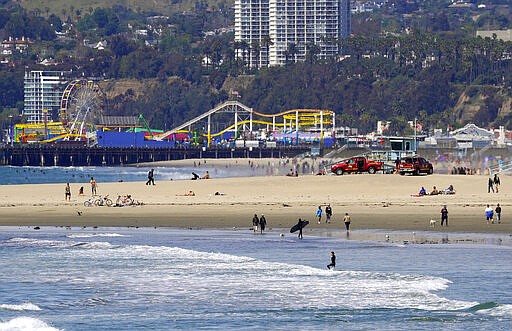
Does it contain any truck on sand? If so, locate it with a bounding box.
[331,157,384,175]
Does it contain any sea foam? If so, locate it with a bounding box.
[0,302,41,311]
[0,317,59,331]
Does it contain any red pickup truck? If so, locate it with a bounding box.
[331,157,384,175]
[398,156,434,175]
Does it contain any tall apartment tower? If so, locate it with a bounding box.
[23,71,71,123]
[235,0,350,67]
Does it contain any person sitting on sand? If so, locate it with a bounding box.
[419,187,427,196]
[201,171,210,179]
[430,186,439,195]
[177,190,195,196]
[214,191,225,196]
[286,169,294,176]
[442,185,455,195]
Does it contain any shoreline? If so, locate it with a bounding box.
[3,224,511,248]
[0,172,511,238]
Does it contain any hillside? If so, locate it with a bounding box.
[18,0,227,17]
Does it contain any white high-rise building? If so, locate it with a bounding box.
[23,71,71,123]
[235,0,350,67]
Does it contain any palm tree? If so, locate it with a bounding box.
[251,40,261,68]
[260,35,273,67]
[285,42,297,64]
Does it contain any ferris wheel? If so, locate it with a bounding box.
[60,79,106,138]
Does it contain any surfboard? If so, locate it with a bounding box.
[290,220,309,233]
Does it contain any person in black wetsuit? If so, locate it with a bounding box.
[297,218,304,239]
[327,251,336,270]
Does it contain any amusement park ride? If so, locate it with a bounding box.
[14,80,336,147]
[15,79,106,143]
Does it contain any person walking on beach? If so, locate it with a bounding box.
[495,203,502,224]
[441,205,448,227]
[327,251,336,270]
[259,214,267,234]
[325,204,333,223]
[90,177,97,196]
[65,183,71,201]
[485,204,494,224]
[252,214,259,232]
[488,177,495,193]
[343,213,351,232]
[146,169,155,185]
[494,174,501,193]
[316,206,323,224]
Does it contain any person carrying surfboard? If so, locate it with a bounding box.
[298,218,304,239]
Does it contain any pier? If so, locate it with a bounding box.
[0,145,313,167]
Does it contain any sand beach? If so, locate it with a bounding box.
[0,160,511,238]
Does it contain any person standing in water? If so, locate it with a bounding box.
[259,214,267,234]
[327,251,336,270]
[252,214,259,232]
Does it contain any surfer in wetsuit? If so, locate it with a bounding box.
[297,218,304,239]
[327,251,336,270]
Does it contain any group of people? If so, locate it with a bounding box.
[252,214,267,234]
[64,182,87,201]
[488,174,501,193]
[286,169,299,177]
[316,204,333,224]
[115,194,143,207]
[484,203,502,224]
[315,205,352,232]
[418,184,455,196]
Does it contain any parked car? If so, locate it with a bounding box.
[398,156,433,175]
[331,157,384,175]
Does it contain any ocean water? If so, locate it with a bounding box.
[0,227,511,330]
[0,164,272,185]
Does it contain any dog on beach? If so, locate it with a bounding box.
[429,219,437,228]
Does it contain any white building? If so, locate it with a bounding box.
[23,71,71,123]
[235,0,351,67]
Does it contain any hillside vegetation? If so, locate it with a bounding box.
[1,0,511,135]
[18,0,213,17]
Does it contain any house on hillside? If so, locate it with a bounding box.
[1,37,32,55]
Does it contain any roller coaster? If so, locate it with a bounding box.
[154,100,335,147]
